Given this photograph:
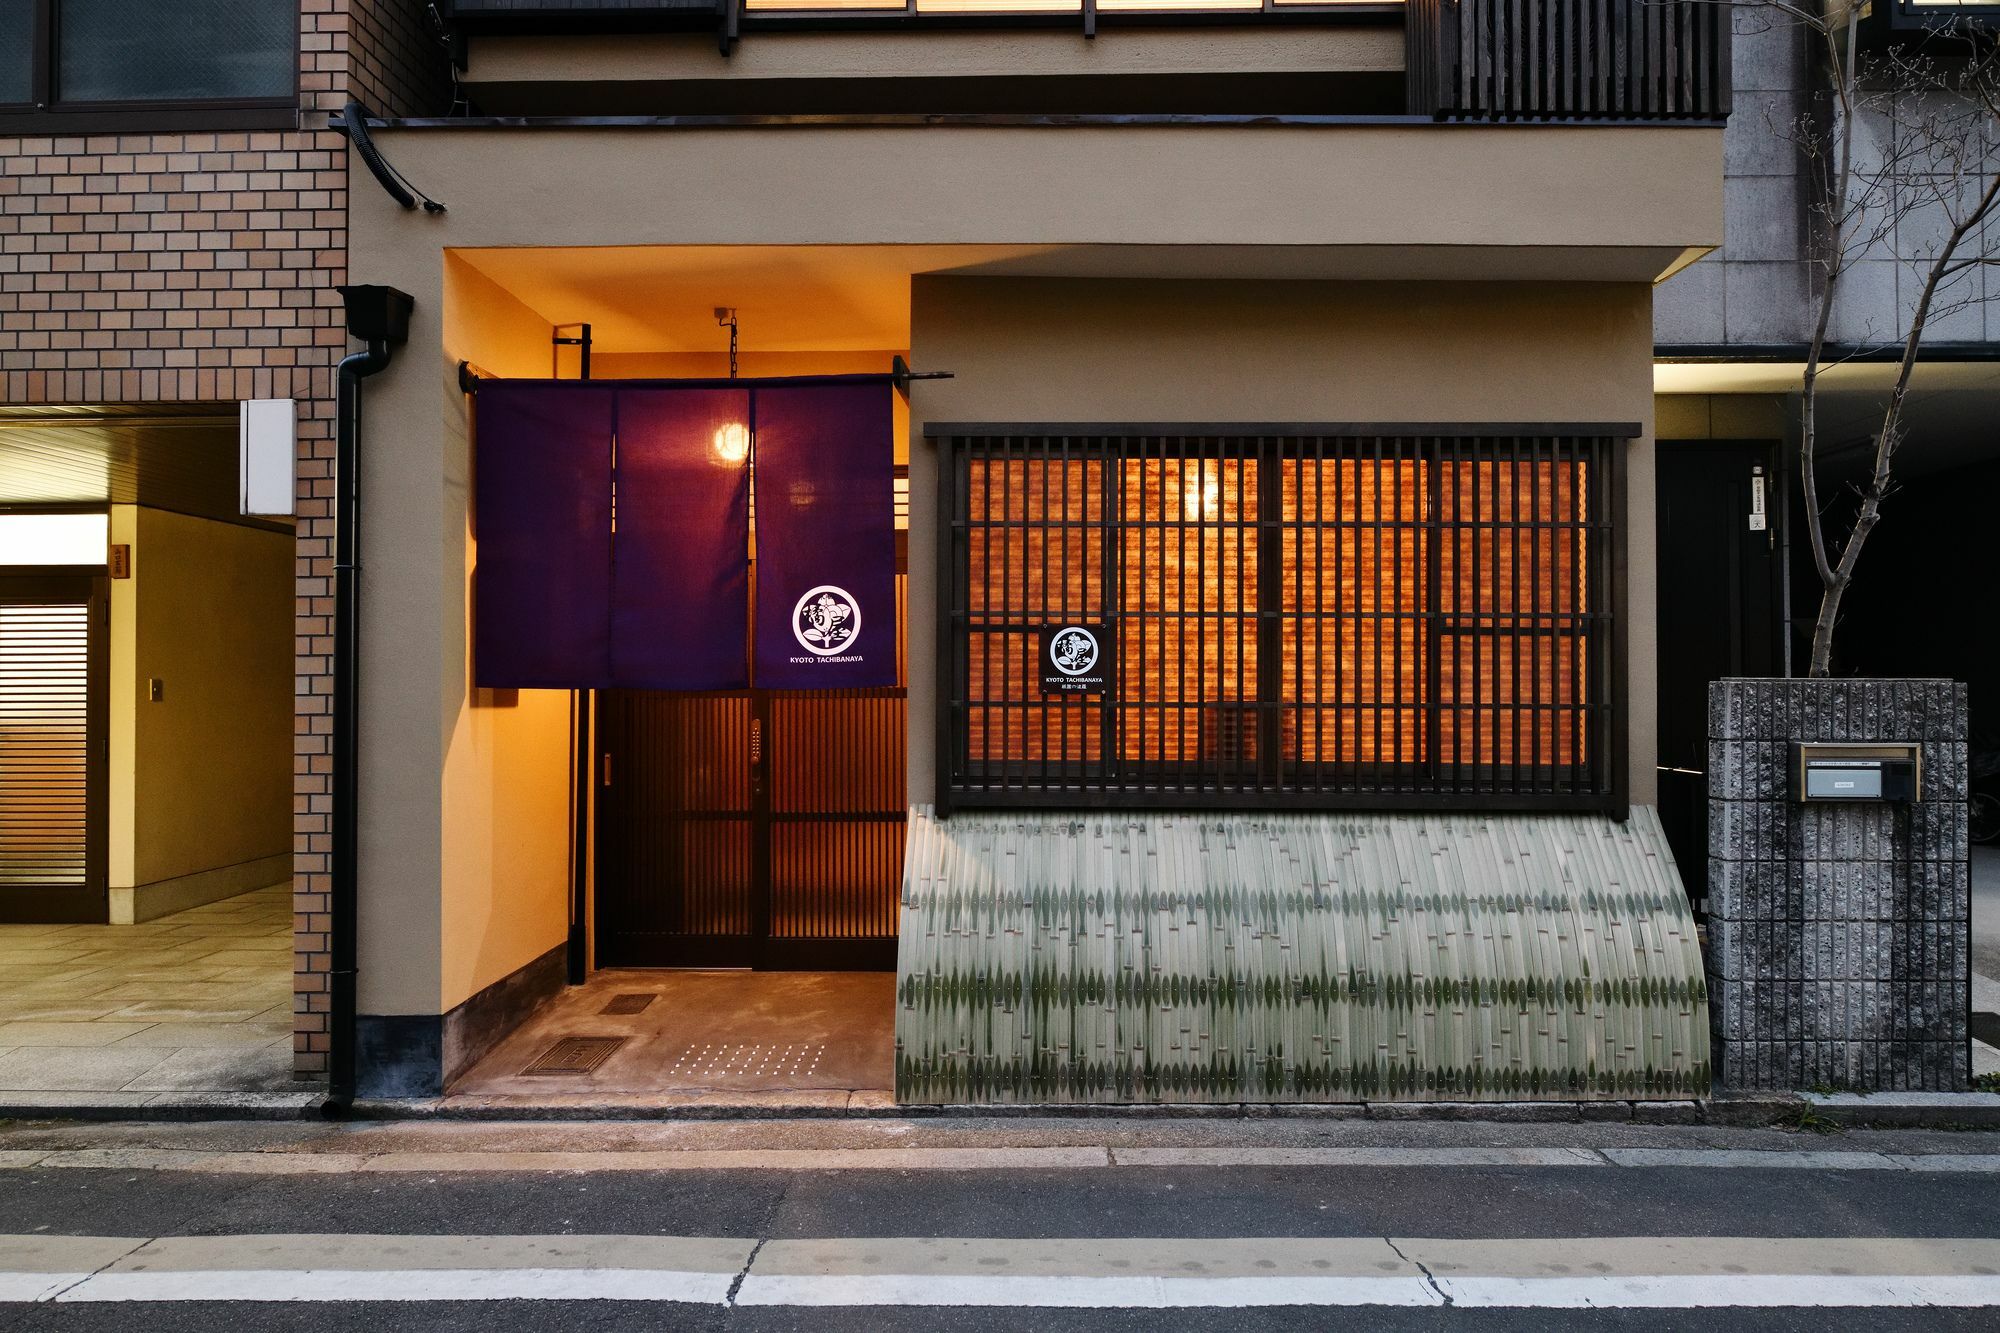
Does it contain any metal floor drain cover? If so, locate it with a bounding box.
[600,993,657,1016]
[667,1043,828,1080]
[522,1035,626,1076]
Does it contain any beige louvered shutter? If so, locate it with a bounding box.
[0,600,92,889]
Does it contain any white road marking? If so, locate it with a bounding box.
[1437,1274,2000,1308]
[60,1268,737,1304]
[733,1273,1442,1307]
[0,1275,87,1303]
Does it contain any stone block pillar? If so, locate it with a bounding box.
[1707,678,1969,1091]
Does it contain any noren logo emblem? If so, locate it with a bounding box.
[1049,626,1099,676]
[793,585,861,655]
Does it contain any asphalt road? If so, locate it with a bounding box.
[1,1117,1998,1331]
[0,1157,1997,1241]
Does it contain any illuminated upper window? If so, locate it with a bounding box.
[0,513,108,568]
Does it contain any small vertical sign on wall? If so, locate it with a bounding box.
[239,398,296,517]
[1749,465,1767,532]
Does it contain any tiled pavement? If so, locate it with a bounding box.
[0,885,295,1098]
[450,969,895,1101]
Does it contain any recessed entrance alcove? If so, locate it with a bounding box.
[427,244,932,1101]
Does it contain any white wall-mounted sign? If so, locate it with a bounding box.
[239,398,296,517]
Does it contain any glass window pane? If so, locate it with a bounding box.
[58,0,293,103]
[0,514,108,567]
[0,5,30,106]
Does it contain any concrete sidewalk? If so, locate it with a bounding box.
[5,1231,1999,1309]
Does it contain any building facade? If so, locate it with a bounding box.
[330,0,1726,1101]
[0,2,445,1084]
[5,1,1749,1104]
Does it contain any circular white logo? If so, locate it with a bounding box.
[793,584,861,656]
[1049,626,1100,676]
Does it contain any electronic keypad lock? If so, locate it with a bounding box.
[1790,743,1921,803]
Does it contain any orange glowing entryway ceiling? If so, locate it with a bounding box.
[450,245,1064,354]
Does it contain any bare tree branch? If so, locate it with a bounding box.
[1713,3,2000,674]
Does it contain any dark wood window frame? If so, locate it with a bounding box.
[934,423,1631,817]
[0,0,299,136]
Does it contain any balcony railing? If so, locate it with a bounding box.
[442,0,1730,125]
[1406,0,1730,121]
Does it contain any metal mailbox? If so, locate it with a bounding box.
[1790,743,1921,803]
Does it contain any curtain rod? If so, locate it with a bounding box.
[456,357,952,396]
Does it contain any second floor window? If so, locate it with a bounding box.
[1,0,295,128]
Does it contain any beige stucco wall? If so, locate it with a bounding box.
[438,257,575,1014]
[103,508,292,894]
[360,124,1719,270]
[107,504,137,891]
[905,276,1661,807]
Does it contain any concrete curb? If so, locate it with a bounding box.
[1802,1091,2000,1129]
[5,1091,1996,1130]
[0,1093,327,1124]
[344,1097,1723,1125]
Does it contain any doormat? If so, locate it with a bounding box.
[600,993,657,1016]
[522,1035,626,1076]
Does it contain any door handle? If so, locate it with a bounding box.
[601,752,612,787]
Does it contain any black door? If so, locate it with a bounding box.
[1654,442,1781,911]
[0,573,108,923]
[595,688,904,970]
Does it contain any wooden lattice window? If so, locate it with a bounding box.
[936,426,1628,813]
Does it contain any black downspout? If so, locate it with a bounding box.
[328,335,395,1114]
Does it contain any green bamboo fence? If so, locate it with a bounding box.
[895,807,1709,1104]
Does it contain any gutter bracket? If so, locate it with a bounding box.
[336,101,448,215]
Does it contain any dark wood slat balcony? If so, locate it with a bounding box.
[1406,0,1730,122]
[446,1,724,11]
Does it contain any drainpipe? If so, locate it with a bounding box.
[327,285,412,1115]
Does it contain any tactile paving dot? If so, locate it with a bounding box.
[666,1043,827,1080]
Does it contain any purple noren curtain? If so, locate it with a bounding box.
[612,387,752,689]
[472,383,614,688]
[752,383,897,689]
[474,379,888,692]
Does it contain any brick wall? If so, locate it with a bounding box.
[0,2,449,1079]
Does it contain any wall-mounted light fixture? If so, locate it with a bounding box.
[1184,474,1220,522]
[713,421,750,464]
